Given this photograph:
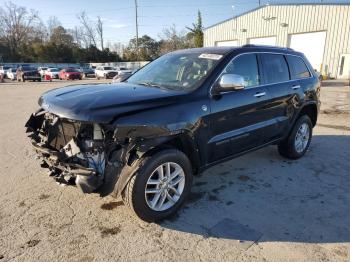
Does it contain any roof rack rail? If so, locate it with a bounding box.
[242,44,294,50]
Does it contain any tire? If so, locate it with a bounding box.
[38,78,41,82]
[123,149,193,222]
[104,74,108,79]
[22,76,25,82]
[278,115,313,159]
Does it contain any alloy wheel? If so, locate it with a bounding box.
[145,162,185,211]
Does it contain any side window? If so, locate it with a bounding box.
[286,55,311,79]
[261,54,290,84]
[223,53,259,88]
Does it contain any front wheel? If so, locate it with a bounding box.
[278,115,313,159]
[123,149,193,222]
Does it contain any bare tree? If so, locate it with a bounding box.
[0,2,40,55]
[159,25,191,54]
[77,11,97,47]
[47,16,61,37]
[96,16,104,50]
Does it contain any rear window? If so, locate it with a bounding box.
[66,68,79,72]
[286,55,311,79]
[261,54,290,84]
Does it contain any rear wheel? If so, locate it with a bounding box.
[278,115,313,159]
[123,149,193,222]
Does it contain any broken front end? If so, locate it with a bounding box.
[25,109,126,194]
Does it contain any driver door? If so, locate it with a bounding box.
[206,53,275,164]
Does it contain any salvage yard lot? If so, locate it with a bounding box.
[0,80,349,261]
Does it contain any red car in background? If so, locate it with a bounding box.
[59,68,82,80]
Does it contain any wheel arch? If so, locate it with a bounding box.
[111,132,201,199]
[298,102,318,127]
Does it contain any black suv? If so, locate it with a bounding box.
[26,45,320,222]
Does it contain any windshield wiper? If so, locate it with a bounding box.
[137,81,162,88]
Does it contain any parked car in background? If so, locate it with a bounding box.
[16,66,41,82]
[0,66,11,78]
[46,68,60,79]
[95,66,117,79]
[112,71,133,83]
[38,67,49,77]
[6,68,17,81]
[79,67,95,78]
[59,68,82,80]
[115,67,133,75]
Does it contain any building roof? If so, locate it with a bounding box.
[204,2,350,30]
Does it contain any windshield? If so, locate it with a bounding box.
[126,52,222,91]
[103,67,113,70]
[66,68,79,72]
[50,68,59,72]
[22,67,37,71]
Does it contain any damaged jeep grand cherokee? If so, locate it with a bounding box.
[25,46,320,222]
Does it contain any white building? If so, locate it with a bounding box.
[204,3,350,79]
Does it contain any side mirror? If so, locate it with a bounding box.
[214,74,245,94]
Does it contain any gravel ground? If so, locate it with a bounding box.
[0,79,349,262]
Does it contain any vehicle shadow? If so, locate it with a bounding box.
[160,135,350,244]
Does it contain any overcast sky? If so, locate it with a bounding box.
[0,0,348,45]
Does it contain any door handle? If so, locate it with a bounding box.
[254,92,266,98]
[292,85,301,90]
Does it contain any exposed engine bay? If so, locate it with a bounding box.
[25,109,125,194]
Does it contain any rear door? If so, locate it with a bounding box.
[259,53,310,141]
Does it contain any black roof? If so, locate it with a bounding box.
[173,45,302,56]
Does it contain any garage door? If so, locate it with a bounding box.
[216,40,238,47]
[288,31,326,71]
[249,36,276,46]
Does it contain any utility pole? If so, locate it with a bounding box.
[135,0,139,57]
[258,0,261,6]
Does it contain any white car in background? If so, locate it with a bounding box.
[46,68,60,79]
[115,67,133,75]
[6,68,17,81]
[95,66,117,79]
[37,67,48,77]
[0,66,11,78]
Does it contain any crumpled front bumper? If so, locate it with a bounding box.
[25,111,104,193]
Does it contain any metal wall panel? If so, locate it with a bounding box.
[204,4,350,77]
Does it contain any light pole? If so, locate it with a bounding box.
[135,0,139,58]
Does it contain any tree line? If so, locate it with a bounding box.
[0,2,203,63]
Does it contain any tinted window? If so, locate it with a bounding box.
[66,68,79,72]
[286,55,311,79]
[127,52,221,91]
[22,66,37,71]
[223,53,259,87]
[261,54,289,84]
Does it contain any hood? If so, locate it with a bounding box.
[39,83,186,123]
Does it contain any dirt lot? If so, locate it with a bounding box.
[0,79,349,262]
